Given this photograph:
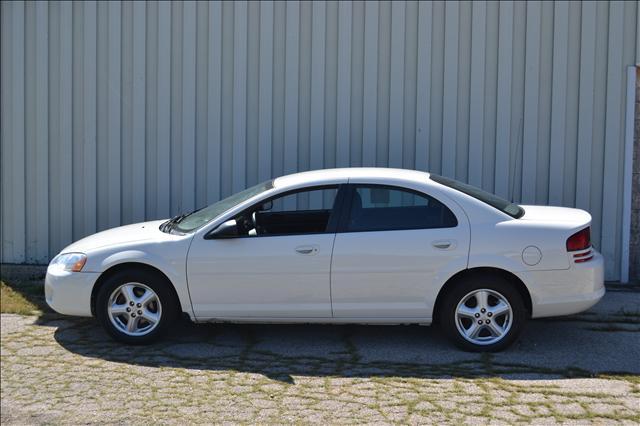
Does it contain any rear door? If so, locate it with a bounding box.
[330,184,470,319]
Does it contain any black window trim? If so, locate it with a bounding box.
[336,183,459,234]
[205,184,349,239]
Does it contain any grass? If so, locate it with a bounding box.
[0,279,48,315]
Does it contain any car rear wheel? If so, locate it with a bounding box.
[439,275,526,352]
[96,269,177,344]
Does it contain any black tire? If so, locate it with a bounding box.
[96,269,178,344]
[438,274,526,352]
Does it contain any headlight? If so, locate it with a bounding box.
[49,253,87,272]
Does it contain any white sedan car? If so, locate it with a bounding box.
[46,168,604,351]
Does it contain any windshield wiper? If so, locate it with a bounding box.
[160,213,188,233]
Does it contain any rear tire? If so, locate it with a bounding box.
[438,274,526,352]
[96,269,178,344]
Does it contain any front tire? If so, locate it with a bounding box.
[96,269,178,344]
[438,275,526,352]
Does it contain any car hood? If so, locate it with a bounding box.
[60,220,171,253]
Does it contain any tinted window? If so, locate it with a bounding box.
[429,174,525,219]
[237,187,339,237]
[345,186,457,232]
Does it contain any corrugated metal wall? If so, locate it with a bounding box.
[1,1,638,280]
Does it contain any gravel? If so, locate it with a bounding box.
[1,290,639,424]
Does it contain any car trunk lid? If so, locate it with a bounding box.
[518,205,591,228]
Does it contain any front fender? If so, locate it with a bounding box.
[88,249,194,320]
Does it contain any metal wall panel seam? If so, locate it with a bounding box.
[156,1,171,218]
[107,1,121,228]
[494,0,514,199]
[207,1,222,204]
[284,1,299,178]
[194,1,209,207]
[415,1,432,172]
[83,1,97,239]
[0,2,11,262]
[11,2,26,262]
[309,1,326,208]
[132,0,146,222]
[258,1,274,182]
[388,0,405,169]
[468,0,486,187]
[35,1,49,262]
[428,1,444,175]
[245,2,260,188]
[232,1,248,193]
[181,1,196,211]
[575,1,597,211]
[548,1,569,206]
[336,0,352,168]
[362,0,378,166]
[59,1,73,250]
[442,0,459,178]
[521,0,541,204]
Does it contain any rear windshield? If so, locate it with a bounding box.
[429,174,525,219]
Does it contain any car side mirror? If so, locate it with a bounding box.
[259,200,272,211]
[205,219,239,239]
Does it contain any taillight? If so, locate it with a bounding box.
[566,227,591,252]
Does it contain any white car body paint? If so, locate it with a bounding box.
[45,168,604,325]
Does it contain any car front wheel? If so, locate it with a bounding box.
[96,270,177,344]
[439,275,526,352]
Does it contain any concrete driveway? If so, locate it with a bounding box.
[1,289,639,424]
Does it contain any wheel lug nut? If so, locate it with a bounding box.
[487,312,493,317]
[486,320,491,324]
[129,301,134,306]
[126,307,131,312]
[477,320,483,325]
[131,313,136,318]
[137,310,142,315]
[137,303,141,308]
[474,313,480,318]
[481,308,486,313]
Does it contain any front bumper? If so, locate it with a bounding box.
[522,251,605,319]
[45,267,99,317]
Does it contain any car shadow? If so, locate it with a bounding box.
[50,314,640,383]
[3,270,638,383]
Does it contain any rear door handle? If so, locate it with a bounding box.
[295,245,318,255]
[432,240,455,250]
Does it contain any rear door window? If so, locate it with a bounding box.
[344,185,458,232]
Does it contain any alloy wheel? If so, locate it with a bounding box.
[454,288,513,346]
[107,283,163,337]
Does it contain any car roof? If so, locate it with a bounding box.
[273,167,432,189]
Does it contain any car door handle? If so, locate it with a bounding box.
[295,245,318,255]
[432,240,455,250]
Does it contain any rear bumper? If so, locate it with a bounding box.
[45,267,99,317]
[520,251,605,319]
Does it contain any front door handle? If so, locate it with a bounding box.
[295,245,318,255]
[432,240,455,250]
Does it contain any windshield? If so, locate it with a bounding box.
[173,180,274,232]
[429,174,525,219]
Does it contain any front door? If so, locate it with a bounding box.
[187,186,343,319]
[330,185,469,319]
